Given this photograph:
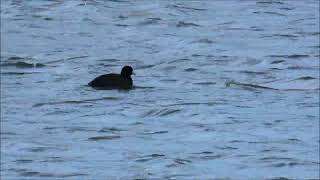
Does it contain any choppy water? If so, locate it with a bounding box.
[1,0,319,179]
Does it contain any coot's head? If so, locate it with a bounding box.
[121,66,134,77]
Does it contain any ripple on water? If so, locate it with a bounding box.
[267,54,310,59]
[135,154,166,162]
[99,127,125,133]
[190,151,226,161]
[176,21,201,27]
[165,158,193,168]
[191,39,214,44]
[12,169,88,178]
[225,81,278,90]
[1,59,46,68]
[184,67,198,72]
[32,97,121,107]
[88,135,121,141]
[193,82,216,86]
[138,17,162,25]
[1,72,38,75]
[270,60,285,64]
[256,1,285,5]
[40,156,66,163]
[263,11,286,17]
[167,4,207,11]
[66,127,97,133]
[258,156,319,168]
[293,76,317,80]
[139,130,169,135]
[14,159,33,164]
[174,158,192,164]
[141,108,181,117]
[239,70,268,75]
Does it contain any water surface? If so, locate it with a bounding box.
[1,0,319,179]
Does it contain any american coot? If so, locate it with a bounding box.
[88,66,134,89]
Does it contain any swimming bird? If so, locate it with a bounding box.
[88,66,134,89]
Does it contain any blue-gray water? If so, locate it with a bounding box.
[1,0,319,179]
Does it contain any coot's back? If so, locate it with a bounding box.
[88,74,132,89]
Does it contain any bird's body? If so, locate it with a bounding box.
[88,74,132,89]
[88,66,134,90]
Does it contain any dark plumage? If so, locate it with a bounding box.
[88,66,134,89]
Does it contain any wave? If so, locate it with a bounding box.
[226,80,319,91]
[33,97,120,107]
[1,61,46,68]
[226,81,277,90]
